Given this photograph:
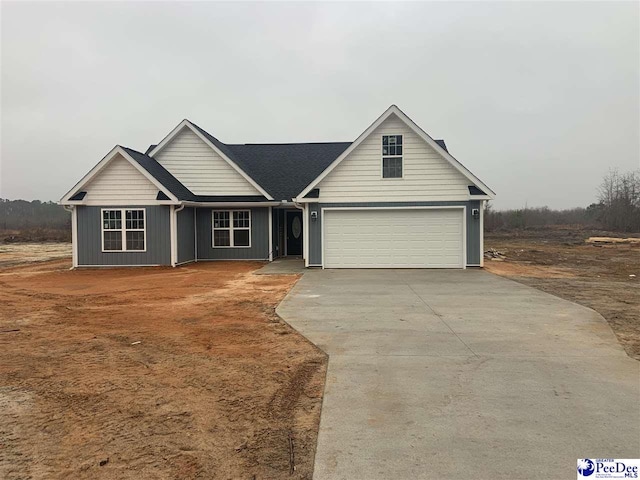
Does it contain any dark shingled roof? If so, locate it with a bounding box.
[192,195,269,203]
[304,188,320,199]
[435,139,448,152]
[70,191,87,201]
[226,142,352,201]
[144,144,157,155]
[468,185,486,196]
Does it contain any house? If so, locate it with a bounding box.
[60,105,495,269]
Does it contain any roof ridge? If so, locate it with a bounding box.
[120,145,147,156]
[229,141,352,146]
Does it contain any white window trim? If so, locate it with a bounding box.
[381,134,404,179]
[212,210,252,248]
[101,208,147,253]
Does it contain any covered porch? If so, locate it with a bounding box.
[173,203,309,266]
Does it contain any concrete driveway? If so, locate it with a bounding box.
[277,269,640,480]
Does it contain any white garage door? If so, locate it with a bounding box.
[323,208,465,269]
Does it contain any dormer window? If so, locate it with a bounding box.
[382,135,403,178]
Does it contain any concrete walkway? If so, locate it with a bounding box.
[277,269,640,480]
[255,258,305,275]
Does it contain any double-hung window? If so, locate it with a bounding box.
[102,208,146,252]
[382,135,403,178]
[213,210,251,247]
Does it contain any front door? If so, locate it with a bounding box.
[286,211,303,256]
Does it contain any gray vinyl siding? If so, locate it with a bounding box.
[196,207,269,260]
[77,205,171,266]
[177,207,196,264]
[466,200,481,264]
[308,203,322,265]
[308,201,481,266]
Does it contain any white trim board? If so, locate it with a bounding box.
[480,200,486,267]
[70,207,78,268]
[268,207,273,262]
[148,120,274,200]
[296,105,495,200]
[170,205,177,266]
[60,146,178,205]
[303,204,309,267]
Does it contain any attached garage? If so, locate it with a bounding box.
[322,207,466,269]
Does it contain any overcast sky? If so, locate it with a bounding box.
[1,1,638,209]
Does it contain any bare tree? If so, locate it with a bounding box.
[597,169,640,232]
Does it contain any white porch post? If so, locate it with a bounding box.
[170,205,176,267]
[194,207,198,262]
[303,204,309,268]
[268,207,273,262]
[480,200,485,267]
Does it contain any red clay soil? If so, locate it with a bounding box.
[0,260,327,480]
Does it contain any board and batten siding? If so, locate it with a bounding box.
[316,114,471,203]
[76,206,171,266]
[308,201,481,266]
[154,127,261,196]
[177,207,196,264]
[83,154,160,205]
[196,207,269,260]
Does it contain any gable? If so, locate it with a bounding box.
[83,153,160,205]
[316,114,472,202]
[153,127,261,196]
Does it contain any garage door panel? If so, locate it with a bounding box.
[323,209,464,268]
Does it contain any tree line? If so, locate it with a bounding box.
[0,199,70,230]
[486,169,640,233]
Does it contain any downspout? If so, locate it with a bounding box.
[63,205,78,269]
[268,207,273,262]
[193,207,198,263]
[480,200,485,268]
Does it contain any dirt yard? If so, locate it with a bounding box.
[0,260,326,479]
[0,242,72,268]
[485,227,640,360]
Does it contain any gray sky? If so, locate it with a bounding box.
[1,1,638,209]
